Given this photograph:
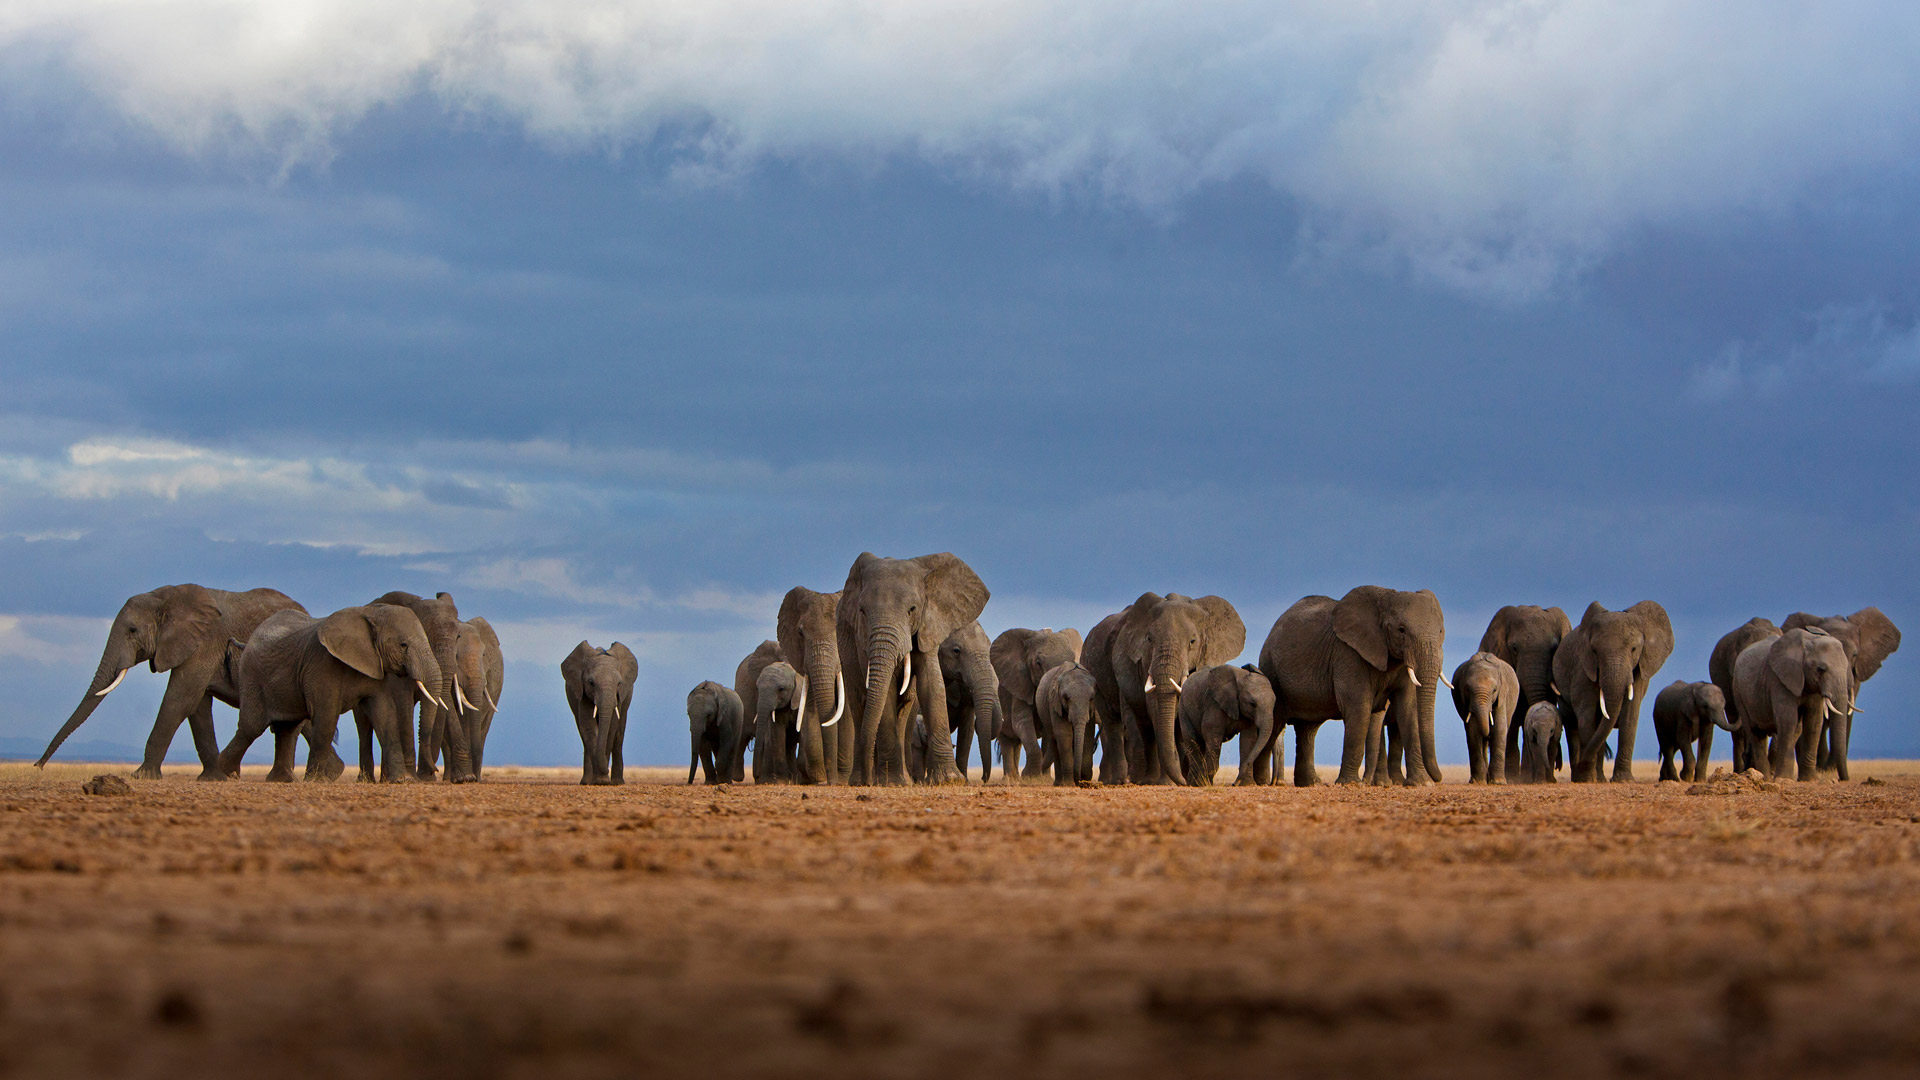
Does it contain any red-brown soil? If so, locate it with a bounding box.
[4,761,1920,1079]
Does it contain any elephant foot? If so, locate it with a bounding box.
[196,767,230,783]
[130,762,164,781]
[1610,770,1636,784]
[357,769,376,783]
[383,771,419,785]
[262,767,295,783]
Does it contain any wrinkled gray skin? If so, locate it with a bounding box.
[686,680,744,786]
[1552,601,1674,783]
[990,627,1083,783]
[1519,702,1562,784]
[733,640,784,783]
[779,587,853,785]
[1034,661,1098,786]
[364,592,465,782]
[37,585,307,779]
[1175,664,1276,787]
[563,641,637,785]
[1731,628,1853,780]
[1779,608,1900,781]
[938,622,1001,781]
[442,617,503,782]
[752,661,808,783]
[1709,617,1782,772]
[1652,681,1731,783]
[836,553,990,786]
[217,604,442,783]
[1452,651,1521,785]
[1092,592,1245,786]
[1260,587,1445,787]
[1479,605,1571,783]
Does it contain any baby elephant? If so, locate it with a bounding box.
[1035,661,1099,786]
[563,641,637,785]
[1519,702,1562,783]
[1652,680,1732,782]
[1452,651,1520,784]
[1175,664,1276,787]
[687,680,745,785]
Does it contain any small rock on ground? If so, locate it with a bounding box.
[81,775,133,797]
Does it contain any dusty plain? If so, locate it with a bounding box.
[3,760,1920,1079]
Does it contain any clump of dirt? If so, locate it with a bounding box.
[80,774,132,797]
[1686,768,1779,795]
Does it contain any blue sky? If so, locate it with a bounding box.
[2,2,1917,769]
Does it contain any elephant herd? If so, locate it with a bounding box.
[33,584,504,783]
[30,558,1900,790]
[675,552,1901,789]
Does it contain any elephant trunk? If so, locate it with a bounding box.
[1584,660,1632,763]
[687,729,700,784]
[1150,688,1185,786]
[37,641,141,767]
[1517,650,1557,707]
[592,689,620,781]
[752,709,777,782]
[1414,643,1442,783]
[1068,699,1091,786]
[802,647,839,783]
[859,628,907,780]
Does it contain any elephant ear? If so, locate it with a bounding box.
[1478,607,1512,657]
[1848,606,1901,682]
[1769,633,1807,696]
[1334,587,1390,671]
[607,642,640,689]
[776,588,812,669]
[1628,601,1675,676]
[1579,601,1609,629]
[1194,596,1246,666]
[1203,667,1239,719]
[319,609,384,680]
[1780,611,1822,633]
[370,590,423,609]
[467,616,501,655]
[1059,627,1084,660]
[914,553,989,647]
[153,585,223,672]
[989,628,1031,686]
[1548,606,1572,638]
[561,641,595,707]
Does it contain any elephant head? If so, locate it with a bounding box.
[1558,601,1673,773]
[451,617,503,780]
[1036,661,1098,786]
[1782,608,1900,701]
[1116,592,1246,786]
[1758,628,1854,777]
[779,587,847,783]
[753,661,806,783]
[938,621,1000,775]
[1334,586,1445,784]
[838,552,989,785]
[1479,605,1570,709]
[322,605,445,707]
[564,641,638,783]
[37,584,223,767]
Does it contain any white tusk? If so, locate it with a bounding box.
[900,651,912,695]
[823,672,846,727]
[1598,691,1610,721]
[794,682,807,731]
[1144,677,1155,694]
[485,689,498,711]
[454,676,475,712]
[416,681,445,710]
[1550,681,1560,696]
[1171,678,1183,693]
[1627,683,1634,702]
[1439,670,1454,690]
[591,701,598,721]
[1848,701,1862,715]
[1406,666,1422,688]
[94,667,132,697]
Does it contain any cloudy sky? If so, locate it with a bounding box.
[2,1,1917,769]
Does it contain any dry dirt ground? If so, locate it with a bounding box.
[4,761,1920,1079]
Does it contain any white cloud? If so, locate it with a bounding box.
[5,2,1918,297]
[0,614,108,664]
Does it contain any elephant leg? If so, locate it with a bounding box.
[1354,703,1384,786]
[953,710,975,782]
[1383,714,1407,786]
[264,725,301,782]
[1488,716,1510,786]
[1294,721,1325,787]
[611,715,627,785]
[1658,743,1677,782]
[175,691,220,779]
[1831,711,1851,782]
[302,714,347,782]
[1122,710,1151,786]
[136,668,215,779]
[1676,738,1695,783]
[1503,715,1524,784]
[1795,706,1823,782]
[1610,698,1642,783]
[352,703,377,783]
[1465,725,1485,784]
[1100,716,1127,784]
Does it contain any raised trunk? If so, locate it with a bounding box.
[37,645,136,766]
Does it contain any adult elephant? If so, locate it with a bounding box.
[750,661,810,783]
[1731,627,1853,780]
[1709,617,1782,770]
[1260,586,1445,787]
[778,587,851,785]
[836,552,989,786]
[1090,592,1245,786]
[1478,605,1571,782]
[366,592,463,781]
[1780,608,1899,781]
[563,641,638,785]
[447,617,504,782]
[216,604,443,783]
[937,622,1001,782]
[733,640,784,783]
[989,627,1082,783]
[36,585,306,779]
[1552,601,1673,783]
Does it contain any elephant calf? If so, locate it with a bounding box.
[1035,660,1099,786]
[1176,664,1277,787]
[1518,702,1562,784]
[564,641,637,785]
[1652,681,1731,782]
[1451,652,1520,785]
[687,681,745,786]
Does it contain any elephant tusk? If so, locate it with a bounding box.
[416,681,445,710]
[454,676,475,712]
[1550,681,1560,696]
[1598,691,1610,721]
[900,651,912,696]
[823,672,846,728]
[591,701,598,721]
[794,683,807,731]
[94,667,132,697]
[485,689,498,711]
[1848,701,1862,715]
[1438,670,1454,690]
[1627,683,1634,702]
[1171,677,1183,693]
[1406,666,1422,688]
[1144,677,1155,694]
